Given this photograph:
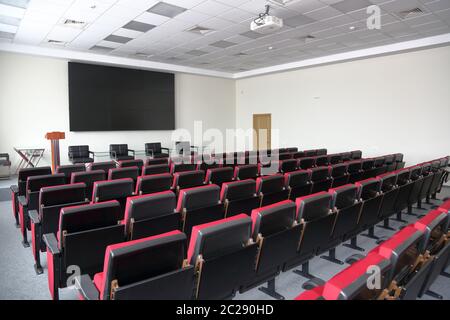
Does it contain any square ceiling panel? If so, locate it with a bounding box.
[147,2,187,18]
[123,20,155,32]
[210,40,236,48]
[331,0,372,14]
[104,34,133,44]
[283,14,316,27]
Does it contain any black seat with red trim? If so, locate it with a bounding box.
[330,163,348,188]
[310,167,333,193]
[376,172,399,230]
[278,159,298,173]
[92,178,134,219]
[172,170,205,193]
[108,167,139,187]
[315,155,329,167]
[351,150,362,160]
[298,157,315,170]
[284,170,312,200]
[327,154,342,165]
[77,231,194,300]
[18,174,66,247]
[361,159,376,180]
[117,159,144,170]
[220,179,259,217]
[71,170,106,201]
[123,191,179,240]
[86,161,116,174]
[135,173,172,195]
[142,164,170,176]
[234,164,259,180]
[44,201,125,300]
[146,158,169,166]
[242,200,302,300]
[11,166,52,227]
[257,174,289,206]
[170,157,196,174]
[204,167,234,187]
[347,160,363,183]
[188,214,258,300]
[176,185,223,239]
[29,183,88,274]
[56,164,86,184]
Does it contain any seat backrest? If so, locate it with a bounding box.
[187,214,251,265]
[251,200,296,239]
[70,171,106,200]
[108,167,139,182]
[177,185,221,212]
[110,144,128,156]
[329,185,358,210]
[310,167,330,182]
[92,178,134,202]
[327,154,342,165]
[124,191,176,224]
[256,174,285,195]
[304,150,317,157]
[350,150,362,159]
[293,151,305,159]
[378,173,398,192]
[136,174,172,195]
[56,164,86,181]
[172,170,205,190]
[316,149,327,156]
[284,170,311,189]
[145,142,162,154]
[299,157,315,169]
[347,160,362,173]
[170,160,196,174]
[17,167,52,194]
[234,164,259,180]
[330,163,347,178]
[409,166,422,180]
[68,145,90,158]
[355,178,381,200]
[146,158,169,166]
[362,159,375,170]
[59,201,122,247]
[340,152,352,161]
[384,154,395,165]
[295,192,332,222]
[394,153,404,163]
[39,183,87,208]
[279,159,298,173]
[220,179,257,202]
[87,161,116,174]
[142,164,170,176]
[315,155,329,167]
[99,230,186,300]
[26,174,66,195]
[396,169,411,186]
[373,157,386,168]
[205,167,234,186]
[118,159,144,169]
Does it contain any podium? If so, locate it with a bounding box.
[45,132,65,172]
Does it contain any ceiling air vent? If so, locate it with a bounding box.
[47,39,66,45]
[395,8,425,19]
[299,35,316,43]
[186,25,214,35]
[62,19,87,29]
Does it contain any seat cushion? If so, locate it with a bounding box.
[71,157,94,164]
[115,155,134,161]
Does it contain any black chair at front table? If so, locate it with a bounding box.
[109,144,135,161]
[145,143,169,159]
[68,145,94,164]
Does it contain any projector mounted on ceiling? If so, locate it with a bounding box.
[250,5,283,34]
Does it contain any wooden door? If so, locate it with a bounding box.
[253,114,272,151]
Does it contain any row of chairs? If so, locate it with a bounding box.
[296,199,450,300]
[70,156,448,300]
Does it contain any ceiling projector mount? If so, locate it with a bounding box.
[250,5,283,34]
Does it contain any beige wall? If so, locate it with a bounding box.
[236,45,450,166]
[0,52,236,166]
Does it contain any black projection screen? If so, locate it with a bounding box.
[68,62,175,131]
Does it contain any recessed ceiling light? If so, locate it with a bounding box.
[349,26,356,30]
[268,46,273,50]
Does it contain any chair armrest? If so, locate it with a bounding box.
[110,151,117,159]
[89,151,95,157]
[10,185,18,193]
[29,210,40,225]
[76,275,100,300]
[18,195,27,207]
[128,149,135,156]
[161,147,170,153]
[43,233,60,255]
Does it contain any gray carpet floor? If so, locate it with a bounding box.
[0,188,449,300]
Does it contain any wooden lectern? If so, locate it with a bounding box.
[45,132,65,172]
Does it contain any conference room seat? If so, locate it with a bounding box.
[135,174,172,195]
[29,183,88,274]
[406,166,425,215]
[146,158,169,166]
[77,231,194,300]
[376,172,400,231]
[303,150,317,157]
[92,179,134,219]
[278,159,298,173]
[298,157,315,170]
[108,167,139,188]
[257,175,289,207]
[71,170,106,201]
[86,161,116,174]
[373,157,387,176]
[350,150,362,160]
[242,201,302,299]
[44,201,125,300]
[315,155,329,167]
[188,214,258,300]
[204,167,234,187]
[170,157,196,174]
[123,191,180,240]
[340,152,352,162]
[394,153,405,170]
[320,185,363,265]
[68,145,94,164]
[310,167,333,193]
[361,159,377,180]
[284,192,337,282]
[172,170,205,194]
[145,142,169,159]
[117,159,144,170]
[234,164,259,180]
[427,160,445,202]
[316,149,327,156]
[347,160,363,183]
[417,164,434,209]
[109,144,135,161]
[327,154,342,165]
[392,169,414,222]
[196,155,220,172]
[18,174,66,247]
[11,166,52,227]
[284,170,312,200]
[142,164,170,176]
[293,151,305,159]
[220,179,259,217]
[55,164,86,184]
[286,147,299,153]
[278,153,293,161]
[330,163,349,188]
[176,185,224,239]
